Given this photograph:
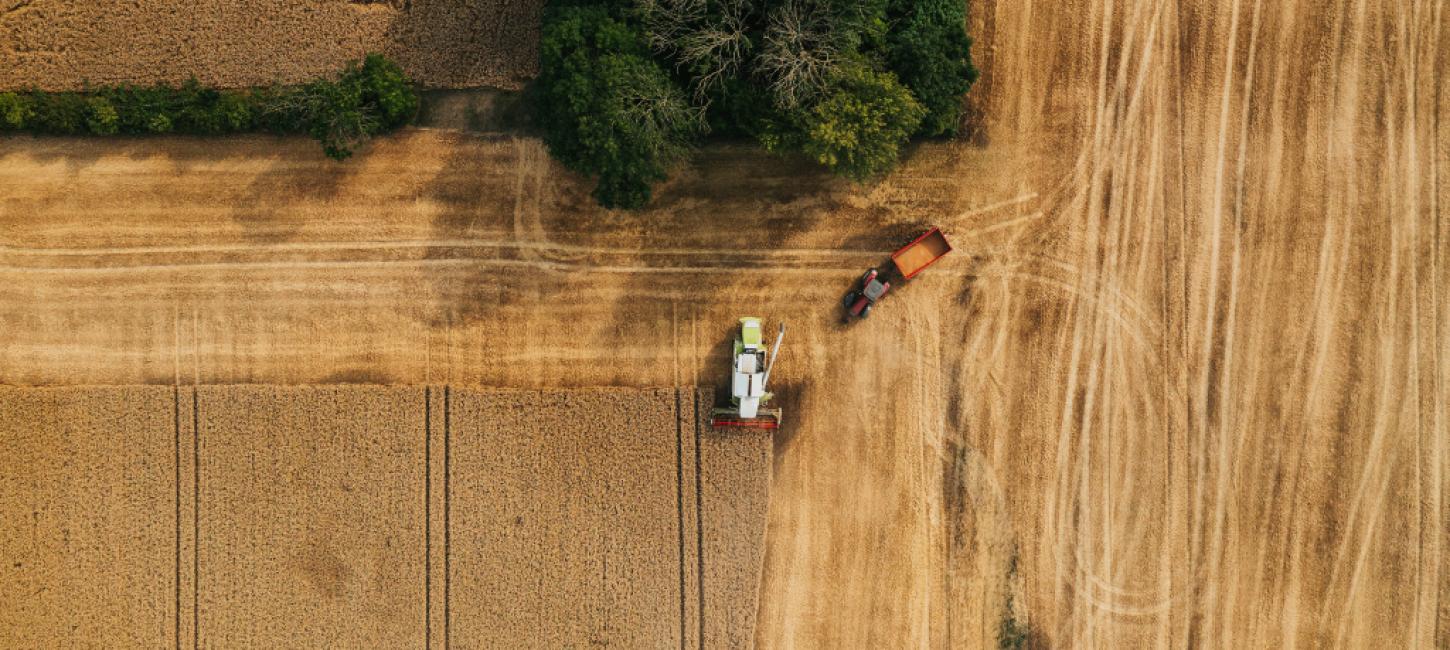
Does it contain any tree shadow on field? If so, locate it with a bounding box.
[10,133,284,180]
[227,141,352,244]
[597,143,845,330]
[317,367,398,384]
[6,133,349,244]
[417,131,589,330]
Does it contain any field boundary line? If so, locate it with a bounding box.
[192,387,200,650]
[425,386,432,650]
[443,385,451,650]
[0,238,888,260]
[173,384,181,650]
[674,388,687,650]
[693,393,705,647]
[0,257,878,276]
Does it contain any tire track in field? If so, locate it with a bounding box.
[1324,4,1418,643]
[1316,0,1399,644]
[1401,4,1443,645]
[1203,0,1260,645]
[1270,1,1358,644]
[1189,0,1247,644]
[1035,1,1180,642]
[0,239,886,261]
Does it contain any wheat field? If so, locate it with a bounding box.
[0,0,1444,647]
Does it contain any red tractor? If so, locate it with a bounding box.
[843,268,891,319]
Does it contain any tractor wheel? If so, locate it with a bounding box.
[861,303,873,317]
[842,292,857,308]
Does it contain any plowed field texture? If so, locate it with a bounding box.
[1,0,1447,648]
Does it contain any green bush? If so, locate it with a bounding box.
[289,53,420,160]
[147,112,174,134]
[703,77,776,138]
[170,81,225,134]
[101,85,164,134]
[350,53,418,130]
[793,64,924,180]
[250,86,309,134]
[884,0,979,136]
[0,92,32,130]
[300,78,373,161]
[536,5,700,208]
[215,92,255,132]
[30,91,88,134]
[84,96,120,135]
[0,54,417,159]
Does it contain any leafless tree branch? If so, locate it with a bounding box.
[756,0,839,109]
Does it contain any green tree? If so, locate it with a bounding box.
[351,53,419,130]
[300,78,374,161]
[883,0,979,136]
[84,96,120,134]
[792,64,924,180]
[101,84,175,134]
[215,92,255,132]
[537,5,700,208]
[172,80,228,134]
[251,86,310,134]
[30,91,87,134]
[146,112,174,134]
[0,92,32,130]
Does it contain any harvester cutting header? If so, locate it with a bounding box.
[710,317,785,430]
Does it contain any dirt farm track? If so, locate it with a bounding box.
[1,0,1447,648]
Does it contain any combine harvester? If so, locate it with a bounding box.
[710,317,785,430]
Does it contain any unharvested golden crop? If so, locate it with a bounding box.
[0,385,772,648]
[0,0,543,90]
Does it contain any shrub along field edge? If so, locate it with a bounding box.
[0,53,419,161]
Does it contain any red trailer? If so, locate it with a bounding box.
[890,226,952,278]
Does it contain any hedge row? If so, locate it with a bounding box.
[0,53,418,160]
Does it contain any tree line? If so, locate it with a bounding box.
[535,0,980,208]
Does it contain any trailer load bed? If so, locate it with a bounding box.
[891,227,952,279]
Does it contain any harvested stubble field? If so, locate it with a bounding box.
[0,0,540,90]
[0,385,769,647]
[1,0,1447,648]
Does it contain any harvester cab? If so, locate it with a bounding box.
[710,318,784,430]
